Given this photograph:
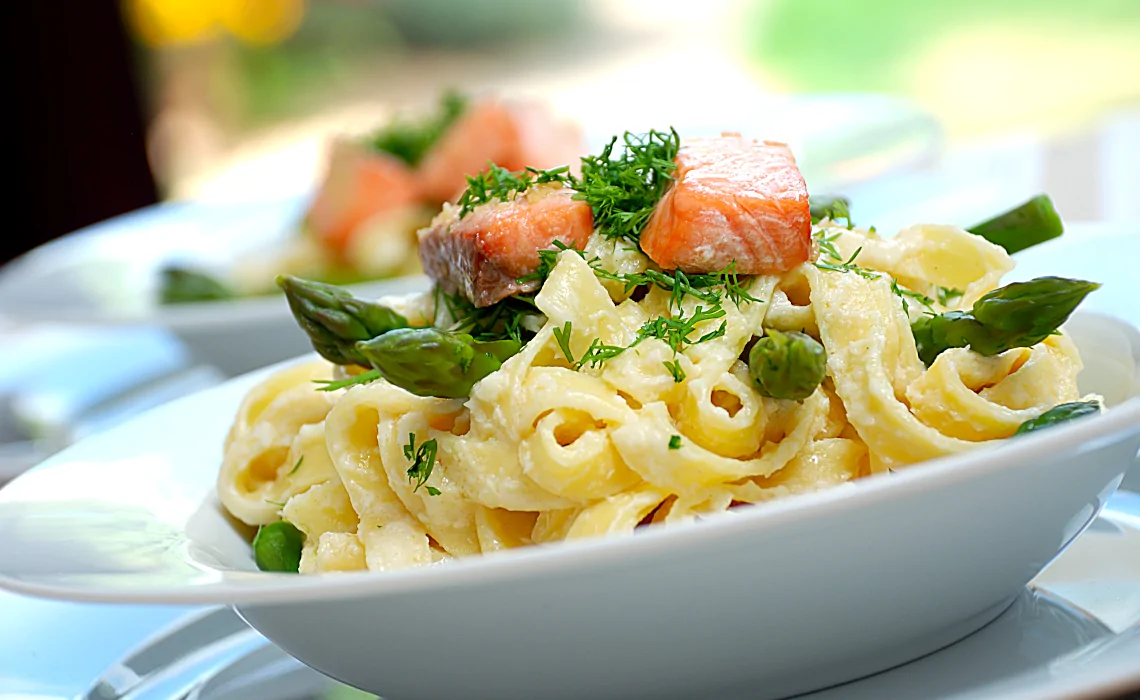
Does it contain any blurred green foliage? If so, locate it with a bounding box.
[747,0,1140,92]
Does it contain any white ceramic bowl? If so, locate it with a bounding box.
[0,197,429,376]
[0,311,1137,699]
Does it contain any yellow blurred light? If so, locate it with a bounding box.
[124,0,220,47]
[216,0,306,46]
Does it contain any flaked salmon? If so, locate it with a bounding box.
[639,133,811,275]
[305,138,421,258]
[417,100,585,204]
[418,183,593,307]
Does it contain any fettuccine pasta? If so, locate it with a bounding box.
[220,220,1093,574]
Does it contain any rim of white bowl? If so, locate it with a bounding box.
[1,362,1137,606]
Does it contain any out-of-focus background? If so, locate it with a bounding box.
[6,0,1140,260]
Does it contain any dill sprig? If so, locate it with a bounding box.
[936,286,964,306]
[891,279,936,315]
[636,306,728,354]
[572,128,680,244]
[813,229,943,314]
[369,91,466,168]
[457,164,572,217]
[286,456,304,476]
[403,432,440,495]
[809,195,852,227]
[314,369,382,392]
[433,286,540,344]
[553,321,628,370]
[813,246,878,280]
[521,242,759,310]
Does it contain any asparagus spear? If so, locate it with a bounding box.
[160,266,236,305]
[356,328,521,399]
[912,276,1099,365]
[968,194,1063,254]
[253,521,304,573]
[277,275,408,366]
[1015,400,1103,435]
[809,195,852,226]
[748,330,828,401]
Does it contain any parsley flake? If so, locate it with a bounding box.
[403,432,440,494]
[668,435,683,450]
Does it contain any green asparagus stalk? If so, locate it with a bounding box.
[912,276,1099,365]
[968,194,1063,254]
[809,195,852,226]
[253,521,304,573]
[1015,400,1103,435]
[277,275,408,366]
[356,328,521,399]
[748,330,827,401]
[160,266,236,305]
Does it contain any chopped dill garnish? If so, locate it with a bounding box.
[424,486,442,496]
[287,456,304,476]
[936,286,965,306]
[553,321,576,364]
[521,243,759,311]
[890,279,936,315]
[663,359,686,383]
[813,228,844,262]
[265,499,287,507]
[573,128,680,244]
[552,321,626,370]
[809,195,852,227]
[636,305,727,353]
[434,287,540,344]
[457,164,571,217]
[403,432,439,494]
[369,91,466,168]
[668,435,683,450]
[813,253,879,281]
[575,338,628,370]
[315,369,382,392]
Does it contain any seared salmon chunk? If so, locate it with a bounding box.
[417,100,586,204]
[305,138,421,259]
[639,133,811,275]
[418,183,593,307]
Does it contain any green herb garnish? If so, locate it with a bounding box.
[369,91,467,168]
[287,456,304,476]
[572,128,680,244]
[403,432,440,494]
[809,195,852,227]
[457,163,572,218]
[668,435,683,450]
[1015,400,1102,435]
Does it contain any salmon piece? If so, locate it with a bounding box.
[639,133,811,275]
[416,99,586,204]
[418,183,594,307]
[305,138,421,259]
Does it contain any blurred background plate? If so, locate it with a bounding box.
[0,197,429,376]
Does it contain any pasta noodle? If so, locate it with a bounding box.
[219,223,1094,573]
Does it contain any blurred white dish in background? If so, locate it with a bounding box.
[0,197,429,376]
[0,310,1136,700]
